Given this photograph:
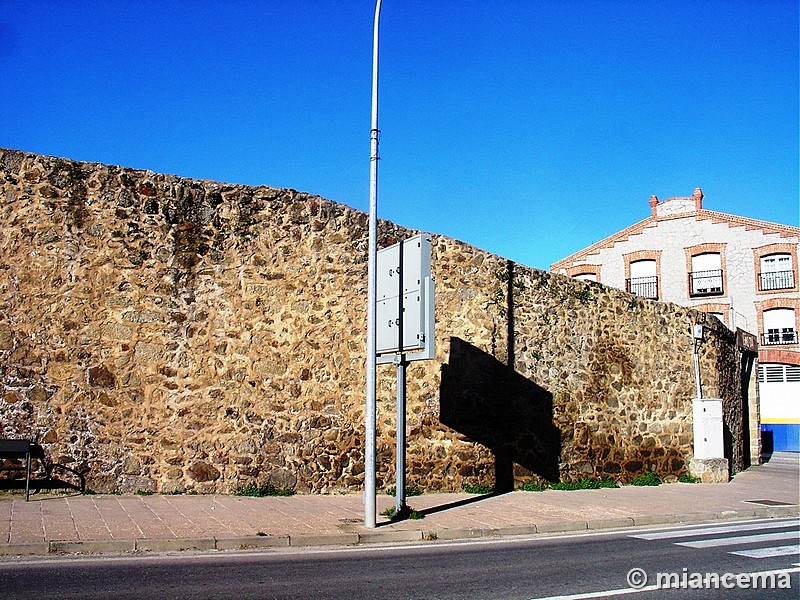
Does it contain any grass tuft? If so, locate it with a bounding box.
[549,478,619,491]
[630,472,662,487]
[462,482,494,495]
[520,481,547,492]
[386,485,423,497]
[381,505,424,521]
[234,483,295,497]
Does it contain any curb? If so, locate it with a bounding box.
[215,535,290,551]
[135,538,217,553]
[0,506,796,558]
[0,542,49,556]
[290,533,360,547]
[49,540,137,554]
[358,529,424,544]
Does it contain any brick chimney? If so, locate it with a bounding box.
[649,195,659,217]
[693,187,703,211]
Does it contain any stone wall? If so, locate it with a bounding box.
[0,149,747,494]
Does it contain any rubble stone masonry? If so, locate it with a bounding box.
[0,149,747,494]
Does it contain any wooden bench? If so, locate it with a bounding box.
[0,439,86,501]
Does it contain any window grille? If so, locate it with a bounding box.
[689,269,724,297]
[759,364,800,383]
[625,276,658,299]
[762,328,797,346]
[758,270,795,291]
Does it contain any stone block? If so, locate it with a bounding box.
[688,457,729,483]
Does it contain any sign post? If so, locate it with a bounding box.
[377,234,434,514]
[395,356,407,512]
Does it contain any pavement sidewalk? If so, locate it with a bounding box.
[1,453,797,557]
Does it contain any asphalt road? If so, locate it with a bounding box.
[0,517,797,600]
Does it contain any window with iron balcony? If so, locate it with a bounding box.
[759,254,795,291]
[762,308,798,346]
[689,252,724,297]
[626,276,658,299]
[763,328,798,346]
[689,269,724,297]
[626,258,658,299]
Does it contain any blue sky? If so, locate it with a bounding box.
[1,1,797,270]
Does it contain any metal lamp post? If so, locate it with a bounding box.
[365,0,382,529]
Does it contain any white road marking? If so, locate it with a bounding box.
[677,530,798,548]
[730,544,800,559]
[631,519,798,540]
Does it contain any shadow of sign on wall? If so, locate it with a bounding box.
[440,337,561,491]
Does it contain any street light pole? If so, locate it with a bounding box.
[365,0,382,529]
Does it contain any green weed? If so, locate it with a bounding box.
[630,472,662,486]
[520,481,547,492]
[380,505,424,521]
[462,482,494,494]
[386,485,423,497]
[234,483,295,497]
[550,478,618,491]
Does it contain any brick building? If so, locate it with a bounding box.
[551,189,800,453]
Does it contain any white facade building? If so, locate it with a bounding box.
[551,189,800,453]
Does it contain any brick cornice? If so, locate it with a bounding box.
[565,264,601,279]
[756,297,800,312]
[551,217,654,271]
[551,208,799,272]
[692,302,731,327]
[696,210,800,239]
